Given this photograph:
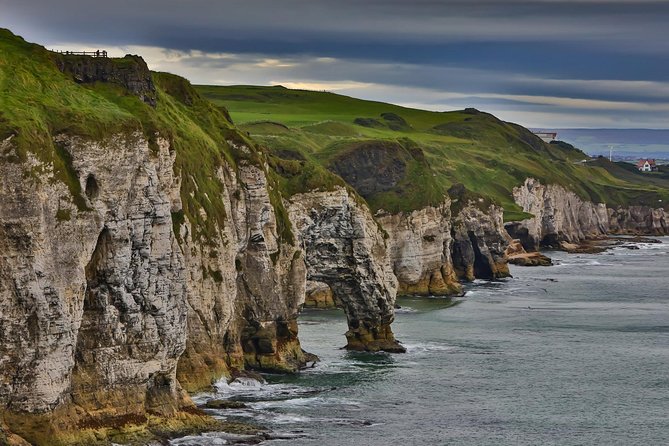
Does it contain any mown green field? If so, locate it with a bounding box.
[196,85,669,219]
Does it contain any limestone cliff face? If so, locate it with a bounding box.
[176,159,309,392]
[374,195,511,297]
[376,199,461,296]
[0,133,191,441]
[508,178,667,250]
[608,206,668,235]
[508,178,610,250]
[451,203,511,281]
[0,131,309,443]
[286,187,404,352]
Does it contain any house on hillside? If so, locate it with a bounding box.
[533,131,558,143]
[636,158,658,172]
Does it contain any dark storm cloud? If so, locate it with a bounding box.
[4,0,669,56]
[1,0,669,128]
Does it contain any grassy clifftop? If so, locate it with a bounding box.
[197,85,669,218]
[0,29,294,244]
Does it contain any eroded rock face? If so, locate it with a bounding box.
[0,133,190,441]
[509,178,668,250]
[608,206,668,235]
[0,132,311,443]
[506,240,553,267]
[327,141,411,197]
[376,199,461,296]
[55,54,157,106]
[451,203,511,281]
[509,178,609,250]
[287,187,404,352]
[177,161,309,391]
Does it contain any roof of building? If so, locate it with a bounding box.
[637,158,657,167]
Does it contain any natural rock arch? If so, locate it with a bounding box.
[287,188,405,353]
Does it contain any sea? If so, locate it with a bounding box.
[171,237,669,445]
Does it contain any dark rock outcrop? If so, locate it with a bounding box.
[328,141,410,197]
[451,204,511,280]
[55,54,157,106]
[608,206,668,235]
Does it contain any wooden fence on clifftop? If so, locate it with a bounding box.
[54,50,108,57]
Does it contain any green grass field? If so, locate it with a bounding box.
[196,84,669,219]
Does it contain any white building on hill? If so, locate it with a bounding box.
[533,131,558,143]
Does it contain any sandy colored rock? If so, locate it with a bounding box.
[304,281,336,308]
[507,252,553,267]
[505,239,526,257]
[376,198,462,296]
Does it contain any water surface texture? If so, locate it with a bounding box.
[175,238,669,445]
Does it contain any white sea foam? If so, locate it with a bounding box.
[555,259,613,267]
[251,396,361,410]
[395,306,417,314]
[169,431,259,445]
[216,376,265,392]
[170,435,228,445]
[403,342,457,354]
[261,413,313,424]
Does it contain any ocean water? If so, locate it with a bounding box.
[173,238,669,445]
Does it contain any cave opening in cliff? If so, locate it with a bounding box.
[71,227,113,404]
[84,227,111,308]
[540,233,560,249]
[85,174,99,201]
[504,222,537,252]
[468,231,494,279]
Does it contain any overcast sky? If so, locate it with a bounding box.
[2,0,668,129]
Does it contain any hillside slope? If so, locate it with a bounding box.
[197,85,669,220]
